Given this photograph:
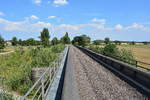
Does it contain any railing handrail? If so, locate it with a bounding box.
[21,46,68,100]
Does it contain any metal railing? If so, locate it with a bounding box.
[21,47,68,100]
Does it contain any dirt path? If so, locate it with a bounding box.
[69,46,149,100]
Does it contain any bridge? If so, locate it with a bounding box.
[21,45,150,100]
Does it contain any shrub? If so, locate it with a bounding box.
[0,45,65,94]
[0,92,14,100]
[88,43,136,66]
[51,44,65,53]
[103,44,119,57]
[119,49,136,65]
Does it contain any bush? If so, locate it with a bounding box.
[88,45,103,54]
[0,92,14,100]
[103,44,119,57]
[51,44,65,53]
[119,49,136,65]
[0,45,65,94]
[88,43,136,66]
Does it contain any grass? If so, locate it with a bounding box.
[118,44,150,69]
[0,44,65,96]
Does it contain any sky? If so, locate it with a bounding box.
[0,0,150,41]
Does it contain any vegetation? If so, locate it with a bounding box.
[40,28,50,47]
[93,40,104,45]
[0,35,5,51]
[0,44,65,94]
[51,37,59,45]
[0,92,13,100]
[118,44,150,69]
[72,35,91,47]
[88,43,136,65]
[114,40,121,45]
[0,28,67,96]
[11,37,17,46]
[61,32,71,44]
[104,37,110,44]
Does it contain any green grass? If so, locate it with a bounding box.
[0,44,65,95]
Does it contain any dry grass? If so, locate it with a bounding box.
[118,44,150,69]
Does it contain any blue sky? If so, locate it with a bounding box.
[0,0,150,41]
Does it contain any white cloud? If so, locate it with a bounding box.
[30,15,39,20]
[48,16,56,19]
[115,24,123,30]
[0,12,5,16]
[131,23,144,29]
[0,17,150,41]
[59,24,79,30]
[33,0,42,5]
[91,18,106,25]
[53,0,68,6]
[0,18,51,32]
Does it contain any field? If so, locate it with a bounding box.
[118,44,150,69]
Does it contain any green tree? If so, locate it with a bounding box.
[103,44,118,57]
[114,40,121,45]
[104,37,110,44]
[72,35,91,47]
[12,37,18,46]
[18,39,22,45]
[51,37,59,45]
[0,35,5,50]
[26,38,36,46]
[143,41,148,45]
[40,28,50,47]
[61,32,70,44]
[129,41,135,45]
[93,40,104,45]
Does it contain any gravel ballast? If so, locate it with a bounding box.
[69,46,149,100]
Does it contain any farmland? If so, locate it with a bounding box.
[87,42,150,70]
[118,44,150,69]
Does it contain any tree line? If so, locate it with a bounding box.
[0,28,71,50]
[0,27,150,51]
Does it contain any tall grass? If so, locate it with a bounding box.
[0,44,65,95]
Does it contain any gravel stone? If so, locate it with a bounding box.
[70,46,149,100]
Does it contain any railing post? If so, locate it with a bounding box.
[49,68,52,80]
[136,61,138,67]
[41,77,45,100]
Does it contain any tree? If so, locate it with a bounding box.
[93,40,104,45]
[61,32,70,44]
[104,37,110,44]
[40,28,50,47]
[26,38,36,46]
[130,41,135,45]
[18,39,22,45]
[0,35,5,50]
[51,37,59,45]
[114,40,121,45]
[72,35,91,47]
[12,37,18,46]
[142,41,148,45]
